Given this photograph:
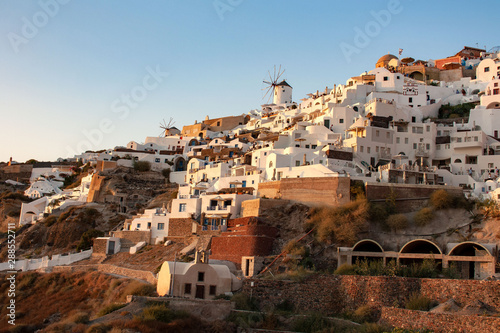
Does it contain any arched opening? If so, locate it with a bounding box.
[408,71,424,81]
[189,139,199,146]
[353,106,359,112]
[471,89,480,95]
[174,157,187,172]
[352,239,384,264]
[448,242,493,279]
[454,158,462,163]
[399,239,442,267]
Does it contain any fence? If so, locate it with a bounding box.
[0,248,92,272]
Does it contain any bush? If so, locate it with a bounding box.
[429,190,452,210]
[231,292,259,311]
[141,303,189,323]
[292,313,332,333]
[97,303,126,317]
[161,168,171,182]
[334,264,357,275]
[133,161,151,172]
[405,293,433,311]
[413,207,434,227]
[386,214,408,231]
[76,229,104,251]
[353,304,378,323]
[309,199,369,246]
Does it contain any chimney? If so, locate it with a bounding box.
[8,157,12,166]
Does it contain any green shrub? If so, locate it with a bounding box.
[97,303,126,317]
[386,214,408,231]
[405,293,433,311]
[76,229,104,251]
[161,168,171,181]
[334,264,357,275]
[429,189,452,210]
[292,313,332,333]
[413,207,434,227]
[141,303,189,323]
[133,161,151,172]
[368,203,389,224]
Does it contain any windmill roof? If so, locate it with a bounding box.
[276,80,292,88]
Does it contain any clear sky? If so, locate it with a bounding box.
[0,0,498,163]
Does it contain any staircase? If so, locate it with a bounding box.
[119,238,135,253]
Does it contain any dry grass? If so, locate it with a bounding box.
[309,199,369,246]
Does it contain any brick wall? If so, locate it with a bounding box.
[242,275,500,315]
[211,235,275,267]
[380,307,500,333]
[257,177,350,207]
[365,182,463,212]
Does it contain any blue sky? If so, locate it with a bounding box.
[0,0,498,162]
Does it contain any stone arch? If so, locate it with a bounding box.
[352,239,384,264]
[408,71,424,81]
[448,241,491,257]
[448,242,493,279]
[399,239,442,266]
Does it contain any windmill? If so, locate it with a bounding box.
[262,65,286,104]
[159,117,176,137]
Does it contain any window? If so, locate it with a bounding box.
[413,143,417,149]
[164,159,169,163]
[376,146,379,153]
[485,67,490,72]
[426,144,430,150]
[405,138,409,144]
[376,130,380,137]
[457,138,462,143]
[383,76,389,81]
[147,222,151,229]
[494,89,499,95]
[305,145,310,148]
[184,283,192,295]
[209,285,217,296]
[198,272,205,282]
[136,223,141,229]
[386,132,390,139]
[409,97,413,103]
[155,158,160,163]
[360,146,364,152]
[217,121,221,126]
[411,116,416,123]
[339,119,344,123]
[436,145,441,150]
[179,203,186,212]
[295,161,300,166]
[474,136,478,142]
[158,223,164,230]
[312,144,317,149]
[396,137,400,144]
[426,126,430,132]
[367,147,371,153]
[397,76,401,79]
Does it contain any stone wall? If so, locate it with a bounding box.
[168,218,195,238]
[93,238,108,254]
[257,177,350,207]
[242,275,500,315]
[127,296,233,322]
[241,198,290,218]
[0,164,33,183]
[96,160,118,172]
[87,174,107,203]
[52,264,157,284]
[365,182,463,212]
[380,307,500,333]
[111,230,151,244]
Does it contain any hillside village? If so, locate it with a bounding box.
[2,46,500,332]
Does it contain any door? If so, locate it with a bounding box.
[242,180,247,187]
[107,241,115,255]
[195,285,205,299]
